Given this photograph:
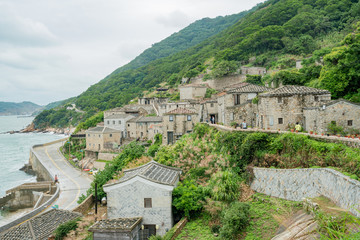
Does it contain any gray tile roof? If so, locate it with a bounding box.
[165,107,197,115]
[260,85,330,97]
[88,217,142,232]
[227,83,271,93]
[134,116,162,123]
[106,161,182,187]
[105,114,135,120]
[224,82,249,90]
[179,83,209,88]
[86,126,121,134]
[0,209,81,240]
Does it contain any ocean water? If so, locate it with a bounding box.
[0,116,64,198]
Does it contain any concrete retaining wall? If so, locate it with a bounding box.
[251,167,360,217]
[0,138,67,233]
[73,194,93,215]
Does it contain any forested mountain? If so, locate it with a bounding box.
[0,101,42,116]
[34,0,360,128]
[111,11,252,74]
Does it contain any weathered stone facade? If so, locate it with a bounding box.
[104,161,181,237]
[104,114,135,138]
[127,116,163,141]
[304,100,360,133]
[179,83,208,100]
[251,167,360,217]
[162,108,198,144]
[258,86,331,130]
[85,126,122,152]
[240,66,267,76]
[201,99,218,123]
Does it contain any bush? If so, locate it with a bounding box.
[219,202,250,239]
[206,170,241,202]
[54,218,80,240]
[172,180,205,218]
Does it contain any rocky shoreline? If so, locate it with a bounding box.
[2,123,73,135]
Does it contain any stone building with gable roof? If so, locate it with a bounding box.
[104,114,135,138]
[258,85,331,130]
[303,99,360,134]
[178,83,209,100]
[127,116,163,141]
[85,126,122,152]
[217,83,271,126]
[162,107,198,144]
[103,161,182,237]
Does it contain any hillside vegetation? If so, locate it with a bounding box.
[77,124,360,239]
[34,0,360,128]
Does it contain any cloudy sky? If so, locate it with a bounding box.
[0,0,263,105]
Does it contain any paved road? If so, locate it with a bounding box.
[33,141,92,210]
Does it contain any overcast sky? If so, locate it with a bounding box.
[0,0,263,105]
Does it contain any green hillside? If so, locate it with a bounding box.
[34,0,360,128]
[0,101,42,116]
[111,11,252,74]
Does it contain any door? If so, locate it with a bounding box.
[139,225,156,240]
[167,131,174,145]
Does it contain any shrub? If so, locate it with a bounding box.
[172,180,205,218]
[206,170,241,202]
[219,202,250,239]
[54,218,80,240]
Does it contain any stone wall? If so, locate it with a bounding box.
[73,194,93,214]
[191,74,246,91]
[98,153,118,161]
[29,146,54,182]
[251,167,360,217]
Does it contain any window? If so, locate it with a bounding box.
[110,134,112,137]
[314,96,319,102]
[107,121,110,124]
[187,115,192,121]
[113,121,115,124]
[348,120,353,126]
[88,134,90,137]
[99,135,100,138]
[277,97,283,103]
[278,118,283,124]
[234,94,241,105]
[118,120,121,124]
[169,115,174,121]
[144,198,152,208]
[210,103,214,107]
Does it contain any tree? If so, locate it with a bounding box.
[211,60,238,78]
[318,27,360,99]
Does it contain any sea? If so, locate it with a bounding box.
[0,115,64,223]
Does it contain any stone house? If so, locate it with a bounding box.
[103,161,182,238]
[217,83,270,126]
[225,84,271,127]
[138,97,169,106]
[241,66,267,76]
[303,100,360,133]
[162,108,198,144]
[104,114,135,138]
[104,107,140,118]
[200,99,218,123]
[258,85,331,131]
[88,217,142,240]
[157,100,201,117]
[179,83,209,100]
[127,116,163,141]
[85,126,122,152]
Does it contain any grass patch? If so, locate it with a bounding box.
[244,194,302,240]
[175,213,217,240]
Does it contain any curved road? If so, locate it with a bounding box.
[33,141,92,210]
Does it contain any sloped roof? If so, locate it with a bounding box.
[105,114,135,120]
[179,83,209,88]
[260,85,330,97]
[88,217,142,232]
[227,83,271,93]
[224,82,249,90]
[134,116,162,123]
[165,107,197,115]
[105,161,182,187]
[85,126,121,134]
[304,99,360,110]
[0,209,81,240]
